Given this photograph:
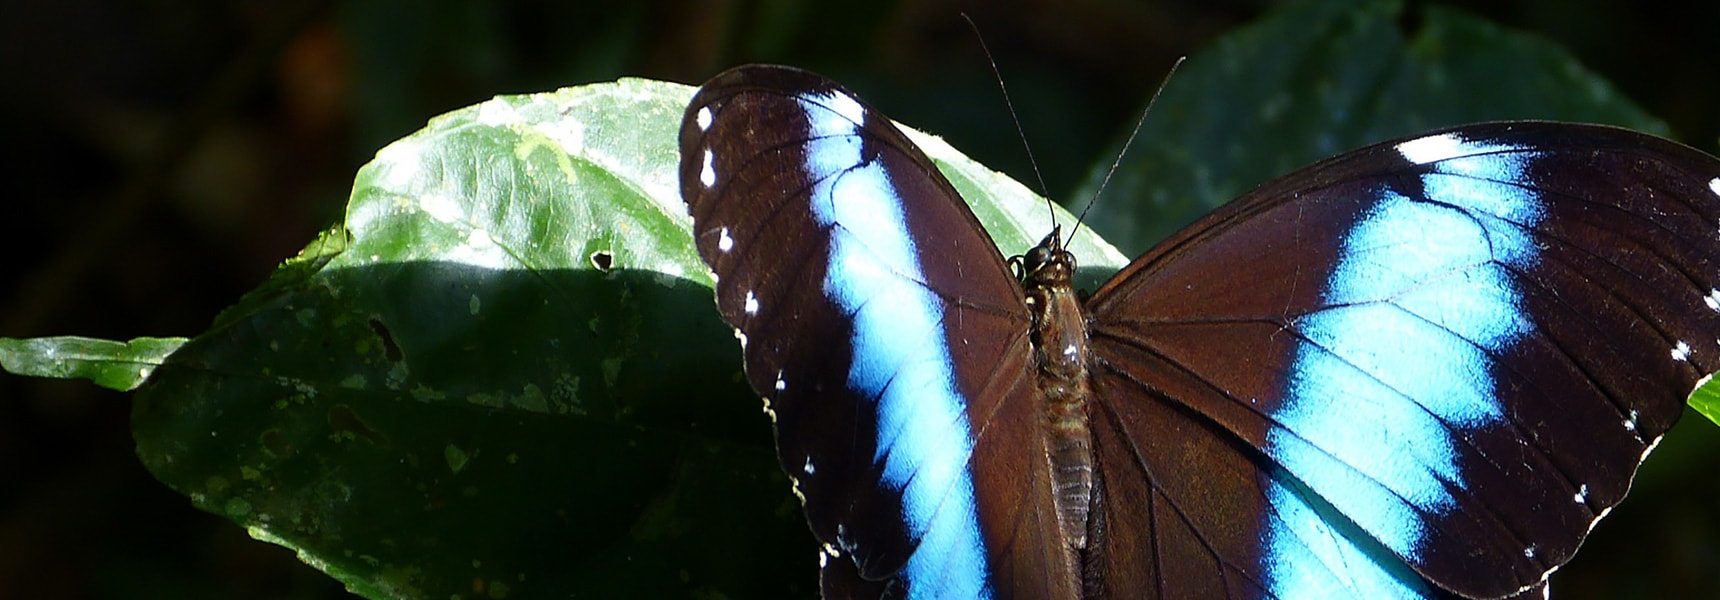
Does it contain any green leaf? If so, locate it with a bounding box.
[1692,378,1720,427]
[1073,0,1669,255]
[0,336,186,391]
[123,76,1108,599]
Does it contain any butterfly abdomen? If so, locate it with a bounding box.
[1023,230,1101,557]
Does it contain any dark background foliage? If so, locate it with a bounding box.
[2,0,1716,598]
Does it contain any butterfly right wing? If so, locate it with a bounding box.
[1084,122,1720,599]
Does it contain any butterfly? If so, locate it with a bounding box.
[677,64,1720,599]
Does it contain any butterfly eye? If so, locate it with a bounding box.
[1007,254,1027,281]
[1023,246,1052,272]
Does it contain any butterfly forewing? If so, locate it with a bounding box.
[680,65,1079,599]
[1084,122,1720,598]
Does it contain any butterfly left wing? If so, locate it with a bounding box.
[1083,122,1720,599]
[680,65,1082,599]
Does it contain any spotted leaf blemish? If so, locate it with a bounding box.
[410,384,447,403]
[467,392,503,408]
[552,373,584,416]
[419,193,463,223]
[446,444,472,474]
[224,497,253,518]
[510,383,550,413]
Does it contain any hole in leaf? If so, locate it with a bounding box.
[368,318,403,362]
[327,404,391,447]
[590,250,614,272]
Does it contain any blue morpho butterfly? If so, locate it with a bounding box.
[676,64,1720,599]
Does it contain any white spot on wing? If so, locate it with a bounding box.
[774,370,786,392]
[744,290,759,315]
[701,149,716,187]
[1574,484,1588,505]
[696,106,713,131]
[825,91,865,126]
[1396,134,1467,165]
[718,227,734,252]
[1709,177,1720,198]
[1706,289,1720,312]
[1673,340,1692,362]
[1624,408,1640,433]
[803,457,816,475]
[1395,132,1526,166]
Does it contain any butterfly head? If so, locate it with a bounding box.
[1012,226,1076,294]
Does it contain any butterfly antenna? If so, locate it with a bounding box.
[962,14,1056,227]
[1070,56,1186,243]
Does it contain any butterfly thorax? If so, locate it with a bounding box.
[1019,228,1099,556]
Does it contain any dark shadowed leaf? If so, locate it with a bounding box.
[1072,0,1668,255]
